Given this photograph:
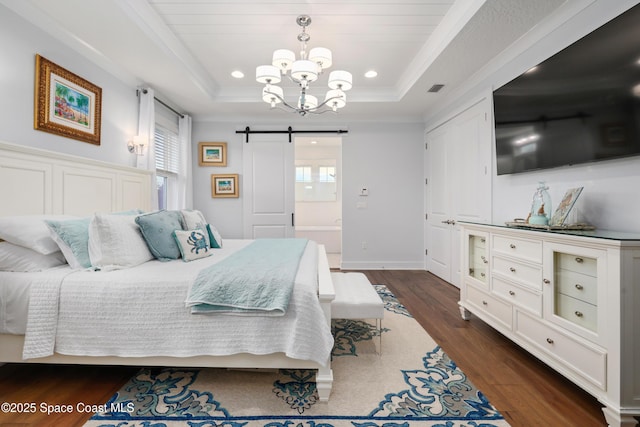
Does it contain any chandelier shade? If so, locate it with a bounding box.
[256,65,281,84]
[328,70,353,91]
[256,14,353,116]
[262,85,284,106]
[298,94,318,110]
[272,49,295,72]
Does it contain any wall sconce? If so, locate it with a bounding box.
[127,136,146,155]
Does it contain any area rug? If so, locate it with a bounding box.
[84,285,510,427]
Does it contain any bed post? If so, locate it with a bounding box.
[316,244,335,401]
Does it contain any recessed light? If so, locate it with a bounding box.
[231,70,244,79]
[365,70,378,78]
[310,140,318,144]
[525,66,539,74]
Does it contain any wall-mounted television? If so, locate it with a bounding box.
[493,4,640,175]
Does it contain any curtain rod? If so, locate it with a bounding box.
[236,126,348,143]
[138,89,185,118]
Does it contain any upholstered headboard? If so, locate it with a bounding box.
[0,141,152,217]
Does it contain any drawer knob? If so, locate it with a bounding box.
[482,300,488,306]
[480,273,486,278]
[546,338,554,344]
[480,238,486,243]
[509,243,516,249]
[575,257,584,263]
[543,279,550,285]
[574,311,584,318]
[509,267,516,273]
[509,290,515,296]
[575,284,584,290]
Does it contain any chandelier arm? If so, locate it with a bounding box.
[264,89,300,112]
[306,94,345,112]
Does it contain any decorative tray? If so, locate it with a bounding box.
[505,221,596,231]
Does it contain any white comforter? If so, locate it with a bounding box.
[20,240,333,366]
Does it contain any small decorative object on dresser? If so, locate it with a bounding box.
[550,187,583,226]
[528,181,552,225]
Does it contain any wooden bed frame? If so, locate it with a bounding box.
[0,141,335,401]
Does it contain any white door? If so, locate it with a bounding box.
[243,135,295,239]
[425,98,492,287]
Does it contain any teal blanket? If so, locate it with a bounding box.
[186,239,309,316]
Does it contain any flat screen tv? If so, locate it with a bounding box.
[493,4,640,175]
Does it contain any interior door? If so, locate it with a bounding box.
[425,124,452,282]
[425,98,492,287]
[243,135,295,239]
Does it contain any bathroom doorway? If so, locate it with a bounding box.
[294,136,342,269]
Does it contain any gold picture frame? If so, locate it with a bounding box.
[199,142,227,166]
[34,54,102,145]
[211,174,239,198]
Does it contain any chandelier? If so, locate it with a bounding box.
[256,15,353,116]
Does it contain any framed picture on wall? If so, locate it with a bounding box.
[199,142,227,166]
[211,174,239,198]
[34,54,102,145]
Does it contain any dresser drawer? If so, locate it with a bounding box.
[515,311,606,389]
[493,235,542,263]
[492,256,542,290]
[492,276,542,315]
[556,294,597,332]
[556,253,596,276]
[556,269,597,305]
[466,285,512,330]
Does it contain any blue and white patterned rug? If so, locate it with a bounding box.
[84,285,510,427]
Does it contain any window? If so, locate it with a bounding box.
[318,166,336,182]
[295,166,312,182]
[154,125,179,209]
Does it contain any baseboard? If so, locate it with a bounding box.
[339,261,425,270]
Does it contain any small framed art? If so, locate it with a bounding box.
[34,54,102,145]
[211,174,239,198]
[199,142,227,166]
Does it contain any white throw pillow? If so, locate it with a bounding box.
[0,241,67,272]
[88,213,154,271]
[181,209,210,247]
[0,215,77,254]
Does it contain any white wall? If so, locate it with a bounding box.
[0,5,138,168]
[191,120,425,269]
[424,0,640,232]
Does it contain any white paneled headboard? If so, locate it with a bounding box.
[0,141,152,217]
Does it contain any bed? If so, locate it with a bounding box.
[0,141,335,401]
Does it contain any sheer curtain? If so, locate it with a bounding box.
[177,114,193,209]
[137,88,158,210]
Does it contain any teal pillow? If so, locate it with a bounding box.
[206,223,223,248]
[45,217,92,269]
[135,210,185,261]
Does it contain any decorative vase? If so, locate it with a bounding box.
[530,181,552,225]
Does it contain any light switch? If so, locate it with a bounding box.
[360,187,369,196]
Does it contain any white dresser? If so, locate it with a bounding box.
[459,222,640,427]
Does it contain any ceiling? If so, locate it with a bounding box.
[4,0,570,122]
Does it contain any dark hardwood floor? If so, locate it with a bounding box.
[0,270,607,426]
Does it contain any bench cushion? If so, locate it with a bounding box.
[331,272,384,319]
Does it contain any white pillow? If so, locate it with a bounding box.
[0,241,67,272]
[181,209,210,247]
[0,215,77,254]
[88,213,154,271]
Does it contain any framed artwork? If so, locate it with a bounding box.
[34,54,102,145]
[211,174,239,198]
[550,187,583,226]
[199,142,227,166]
